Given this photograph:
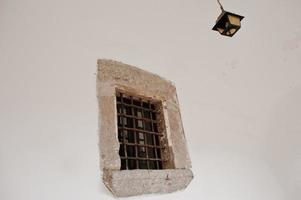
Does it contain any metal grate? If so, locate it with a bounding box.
[116,91,163,170]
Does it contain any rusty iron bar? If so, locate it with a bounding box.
[117,92,163,170]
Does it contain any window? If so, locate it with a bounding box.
[98,59,193,197]
[116,91,163,170]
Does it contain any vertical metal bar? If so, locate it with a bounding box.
[149,101,159,169]
[155,111,163,169]
[130,96,139,169]
[141,99,150,169]
[120,93,128,169]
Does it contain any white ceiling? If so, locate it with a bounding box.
[1,0,301,200]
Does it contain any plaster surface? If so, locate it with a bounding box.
[2,1,301,199]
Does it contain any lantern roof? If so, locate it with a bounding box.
[212,11,244,32]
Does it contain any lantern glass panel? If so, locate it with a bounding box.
[228,15,241,26]
[217,28,225,34]
[226,28,237,36]
[230,28,236,34]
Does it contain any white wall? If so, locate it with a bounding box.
[1,0,301,199]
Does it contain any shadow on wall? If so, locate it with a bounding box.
[265,85,301,200]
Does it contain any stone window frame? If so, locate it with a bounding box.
[97,59,193,197]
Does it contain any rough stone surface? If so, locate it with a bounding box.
[103,169,193,197]
[97,59,193,197]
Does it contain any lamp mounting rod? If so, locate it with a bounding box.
[217,0,224,11]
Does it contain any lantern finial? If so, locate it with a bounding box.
[217,0,224,11]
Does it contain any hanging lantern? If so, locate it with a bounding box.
[212,0,244,37]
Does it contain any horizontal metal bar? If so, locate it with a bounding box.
[117,113,159,123]
[118,127,163,136]
[120,156,163,161]
[116,102,158,112]
[125,142,164,149]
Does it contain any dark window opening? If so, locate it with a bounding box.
[116,91,163,170]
